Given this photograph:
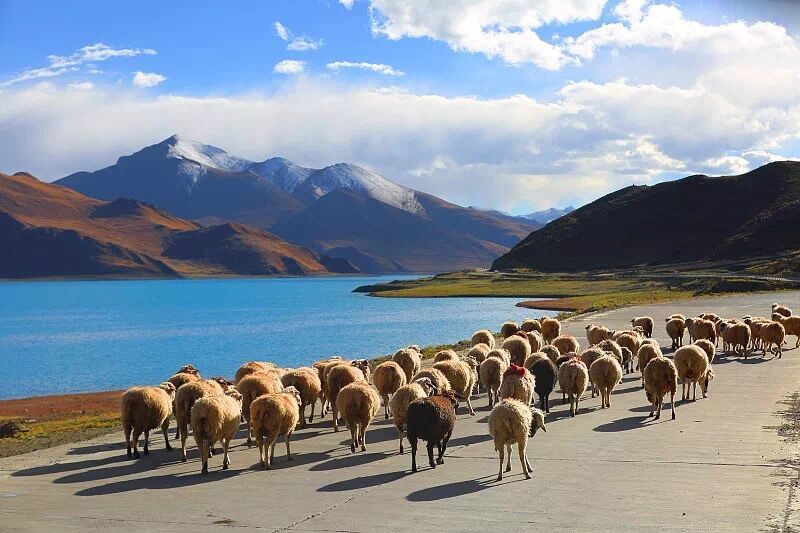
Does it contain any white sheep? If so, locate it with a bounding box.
[471,329,496,349]
[558,359,589,417]
[121,382,176,459]
[191,390,243,474]
[250,387,302,469]
[643,357,677,420]
[336,381,381,453]
[488,399,546,481]
[588,355,623,408]
[498,364,535,406]
[372,361,408,419]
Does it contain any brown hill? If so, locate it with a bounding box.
[0,172,355,278]
[492,161,800,273]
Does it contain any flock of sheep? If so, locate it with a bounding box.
[119,302,797,481]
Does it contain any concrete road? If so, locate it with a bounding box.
[2,291,800,532]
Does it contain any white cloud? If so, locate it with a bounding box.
[273,60,306,74]
[326,61,404,76]
[287,37,324,51]
[0,43,156,87]
[340,0,354,8]
[368,0,607,69]
[67,82,95,90]
[274,21,290,41]
[132,71,166,88]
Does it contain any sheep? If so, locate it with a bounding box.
[541,318,561,344]
[412,367,452,393]
[773,314,800,348]
[327,363,367,431]
[121,382,176,459]
[744,318,769,351]
[336,381,382,453]
[372,361,408,419]
[637,343,663,387]
[772,303,793,318]
[313,356,342,417]
[525,355,557,413]
[281,367,322,427]
[555,353,578,367]
[433,349,459,363]
[465,343,490,365]
[579,347,606,397]
[234,361,277,385]
[699,312,721,322]
[167,368,201,391]
[175,379,225,461]
[237,373,284,446]
[500,321,520,338]
[552,335,580,356]
[502,335,532,366]
[631,316,654,338]
[558,359,589,417]
[719,322,751,358]
[760,321,786,358]
[479,356,508,407]
[694,339,716,364]
[640,338,659,348]
[687,318,716,344]
[615,333,641,366]
[519,330,541,352]
[486,348,511,366]
[619,346,634,374]
[540,345,560,365]
[520,318,542,333]
[498,364,535,406]
[643,357,677,420]
[392,348,422,383]
[191,389,242,474]
[589,355,623,408]
[471,329,496,349]
[488,399,546,481]
[406,389,459,472]
[433,359,476,415]
[585,324,613,346]
[390,378,435,454]
[667,314,686,321]
[674,345,713,402]
[613,329,641,342]
[596,339,623,361]
[250,387,302,469]
[665,317,686,350]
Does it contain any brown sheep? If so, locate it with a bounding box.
[502,335,532,366]
[121,382,176,459]
[643,357,677,420]
[615,333,641,365]
[585,324,613,346]
[327,364,367,431]
[631,316,654,338]
[433,349,459,363]
[471,329,496,349]
[466,343,490,365]
[175,379,225,461]
[237,373,283,446]
[761,321,786,358]
[772,303,793,317]
[486,348,511,366]
[579,347,606,397]
[250,387,302,469]
[406,389,459,472]
[390,378,435,454]
[674,345,713,401]
[337,382,381,453]
[720,322,751,358]
[312,356,342,417]
[558,359,588,417]
[479,356,508,407]
[281,367,322,427]
[540,344,560,365]
[541,318,561,344]
[500,321,520,338]
[589,355,623,408]
[666,317,686,350]
[433,360,476,415]
[372,361,408,419]
[498,364,535,406]
[234,361,276,385]
[773,314,800,348]
[191,390,242,474]
[637,343,663,387]
[525,331,544,353]
[552,335,580,356]
[412,367,452,393]
[694,339,716,364]
[687,318,716,344]
[393,348,422,382]
[520,318,542,333]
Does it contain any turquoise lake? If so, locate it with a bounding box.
[0,276,552,399]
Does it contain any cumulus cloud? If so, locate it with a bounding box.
[132,71,166,88]
[273,21,323,51]
[274,21,290,41]
[273,60,306,74]
[326,61,404,76]
[340,0,355,8]
[0,43,156,87]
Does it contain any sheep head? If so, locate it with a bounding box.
[178,364,200,375]
[351,359,371,380]
[225,389,243,403]
[414,377,436,396]
[437,388,459,409]
[158,382,177,398]
[211,376,234,388]
[529,407,547,437]
[283,386,302,406]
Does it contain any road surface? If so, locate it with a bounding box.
[2,291,800,532]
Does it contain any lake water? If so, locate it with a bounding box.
[0,276,552,399]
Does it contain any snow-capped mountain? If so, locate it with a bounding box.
[520,206,575,224]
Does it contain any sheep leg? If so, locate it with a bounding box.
[655,397,662,420]
[180,423,189,461]
[648,398,655,418]
[246,418,254,447]
[398,427,405,454]
[519,440,531,479]
[383,394,390,420]
[308,401,316,424]
[440,428,452,464]
[427,442,436,469]
[692,381,697,402]
[670,391,676,420]
[131,428,142,458]
[360,419,369,452]
[505,444,512,472]
[436,441,444,465]
[299,404,307,429]
[222,438,230,470]
[544,394,550,413]
[124,423,133,459]
[497,445,505,481]
[466,394,475,416]
[285,433,293,461]
[269,441,276,465]
[200,440,209,475]
[256,436,265,468]
[570,394,575,417]
[410,435,419,472]
[332,406,339,432]
[348,420,357,453]
[161,418,172,451]
[143,430,150,455]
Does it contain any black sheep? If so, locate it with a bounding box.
[529,357,557,413]
[405,389,458,472]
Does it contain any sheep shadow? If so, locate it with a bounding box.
[247,451,332,471]
[593,415,650,432]
[66,442,119,455]
[318,470,406,492]
[74,468,244,496]
[53,453,185,484]
[405,475,514,501]
[714,354,773,365]
[448,433,492,447]
[309,451,389,471]
[12,453,131,478]
[332,426,397,447]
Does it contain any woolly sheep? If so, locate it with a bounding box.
[555,353,577,367]
[479,356,508,407]
[433,349,458,363]
[393,348,422,383]
[466,343,490,365]
[121,382,176,459]
[631,316,654,338]
[761,321,786,358]
[500,321,520,338]
[694,339,715,364]
[336,381,382,453]
[250,387,302,469]
[406,389,459,472]
[541,318,561,344]
[720,322,751,358]
[520,318,542,333]
[585,324,613,346]
[615,333,641,365]
[674,345,713,401]
[487,348,511,366]
[502,335,532,366]
[498,364,535,406]
[234,361,277,385]
[471,329,496,349]
[589,355,623,408]
[540,345,560,364]
[667,314,686,321]
[167,369,201,392]
[620,346,634,374]
[313,356,342,417]
[281,367,322,427]
[413,367,452,393]
[612,329,641,342]
[596,339,623,361]
[772,303,793,317]
[488,399,546,481]
[525,331,544,353]
[773,314,800,348]
[390,378,435,454]
[558,359,589,417]
[666,317,686,350]
[434,359,476,415]
[643,357,677,420]
[237,373,284,446]
[328,363,367,431]
[688,318,716,344]
[175,379,225,461]
[373,361,408,419]
[526,355,557,413]
[552,335,580,356]
[637,343,663,387]
[191,389,242,474]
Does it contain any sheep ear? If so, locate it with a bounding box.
[540,424,547,432]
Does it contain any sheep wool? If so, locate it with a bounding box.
[372,361,408,419]
[541,318,561,344]
[251,388,302,470]
[488,398,546,481]
[433,360,476,415]
[674,345,712,401]
[433,349,459,363]
[502,335,532,367]
[337,382,382,453]
[558,359,589,417]
[526,355,557,413]
[520,318,542,333]
[393,348,422,383]
[175,379,225,461]
[406,390,459,472]
[281,367,322,427]
[237,373,284,446]
[552,335,580,356]
[498,364,535,406]
[643,357,677,420]
[589,355,623,408]
[327,364,367,432]
[390,379,433,454]
[191,390,242,474]
[471,329,496,349]
[121,382,176,459]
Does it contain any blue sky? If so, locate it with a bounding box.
[2,0,800,213]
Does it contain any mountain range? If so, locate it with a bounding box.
[493,161,800,273]
[0,172,355,278]
[520,206,575,224]
[57,136,539,273]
